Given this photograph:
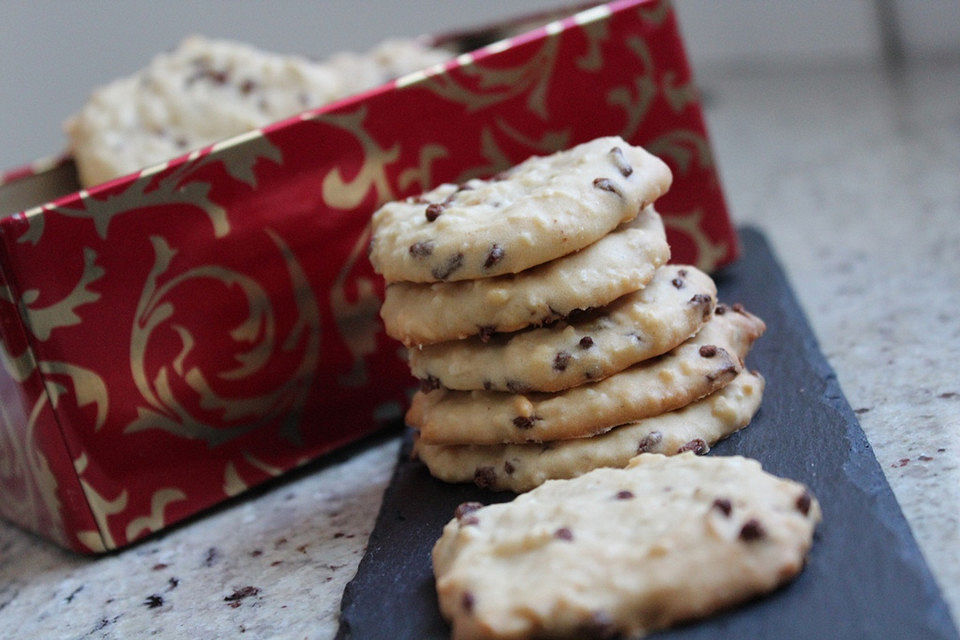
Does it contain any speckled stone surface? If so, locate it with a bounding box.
[0,60,957,637]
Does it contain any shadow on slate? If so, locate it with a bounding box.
[337,228,958,640]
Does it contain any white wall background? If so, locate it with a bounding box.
[1,0,957,172]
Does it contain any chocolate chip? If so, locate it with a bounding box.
[144,594,164,609]
[506,380,531,394]
[615,490,634,500]
[690,293,712,305]
[796,491,812,516]
[460,516,479,526]
[579,336,594,349]
[455,502,483,520]
[608,146,633,177]
[224,586,261,603]
[671,277,684,289]
[484,244,504,268]
[174,136,189,149]
[461,591,475,613]
[593,177,622,197]
[699,345,718,358]
[636,431,663,453]
[677,438,708,455]
[239,79,256,95]
[732,303,746,313]
[553,527,574,541]
[409,241,434,258]
[678,269,688,277]
[504,460,515,475]
[553,351,571,371]
[482,380,492,390]
[706,364,738,383]
[512,415,540,429]
[431,252,463,280]
[478,326,495,342]
[712,498,732,516]
[474,467,496,488]
[739,519,766,541]
[425,203,445,222]
[419,375,441,393]
[715,303,728,315]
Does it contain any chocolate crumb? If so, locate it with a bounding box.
[474,467,496,488]
[478,326,495,342]
[409,240,434,258]
[455,502,483,520]
[712,498,733,516]
[431,252,464,280]
[239,79,256,95]
[167,577,179,591]
[739,519,766,541]
[512,415,540,429]
[553,351,571,371]
[636,431,663,453]
[224,586,260,605]
[554,527,574,541]
[144,594,164,609]
[462,591,475,613]
[796,491,812,516]
[504,460,516,475]
[678,438,709,455]
[484,244,504,269]
[425,203,445,222]
[715,303,728,315]
[671,277,684,289]
[918,454,934,462]
[203,547,219,567]
[615,490,634,500]
[938,448,946,453]
[419,376,441,393]
[579,336,594,349]
[593,177,622,197]
[678,268,688,277]
[699,345,718,358]
[608,146,633,177]
[482,380,493,390]
[152,563,168,571]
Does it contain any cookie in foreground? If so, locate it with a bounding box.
[432,452,821,639]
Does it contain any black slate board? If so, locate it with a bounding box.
[338,228,959,640]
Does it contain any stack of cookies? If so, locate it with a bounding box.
[369,136,766,492]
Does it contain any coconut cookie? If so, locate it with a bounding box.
[369,137,672,283]
[66,36,449,187]
[409,265,716,393]
[416,370,763,492]
[432,452,820,640]
[408,305,765,445]
[381,206,669,347]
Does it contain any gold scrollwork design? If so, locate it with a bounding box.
[126,228,320,447]
[662,208,728,272]
[576,16,610,72]
[315,107,400,211]
[644,129,715,175]
[330,223,381,388]
[20,247,104,342]
[607,35,657,140]
[420,34,560,120]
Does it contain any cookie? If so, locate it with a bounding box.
[369,137,672,283]
[66,36,449,187]
[381,205,669,347]
[416,370,763,492]
[409,264,715,392]
[408,304,765,445]
[432,451,820,640]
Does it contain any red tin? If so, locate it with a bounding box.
[0,0,736,552]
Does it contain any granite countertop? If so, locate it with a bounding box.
[1,60,957,639]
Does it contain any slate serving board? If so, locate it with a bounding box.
[337,228,959,640]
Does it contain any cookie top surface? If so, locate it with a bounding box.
[432,452,820,640]
[369,137,672,283]
[416,370,764,493]
[381,206,669,347]
[66,36,448,187]
[407,304,765,445]
[409,264,716,393]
